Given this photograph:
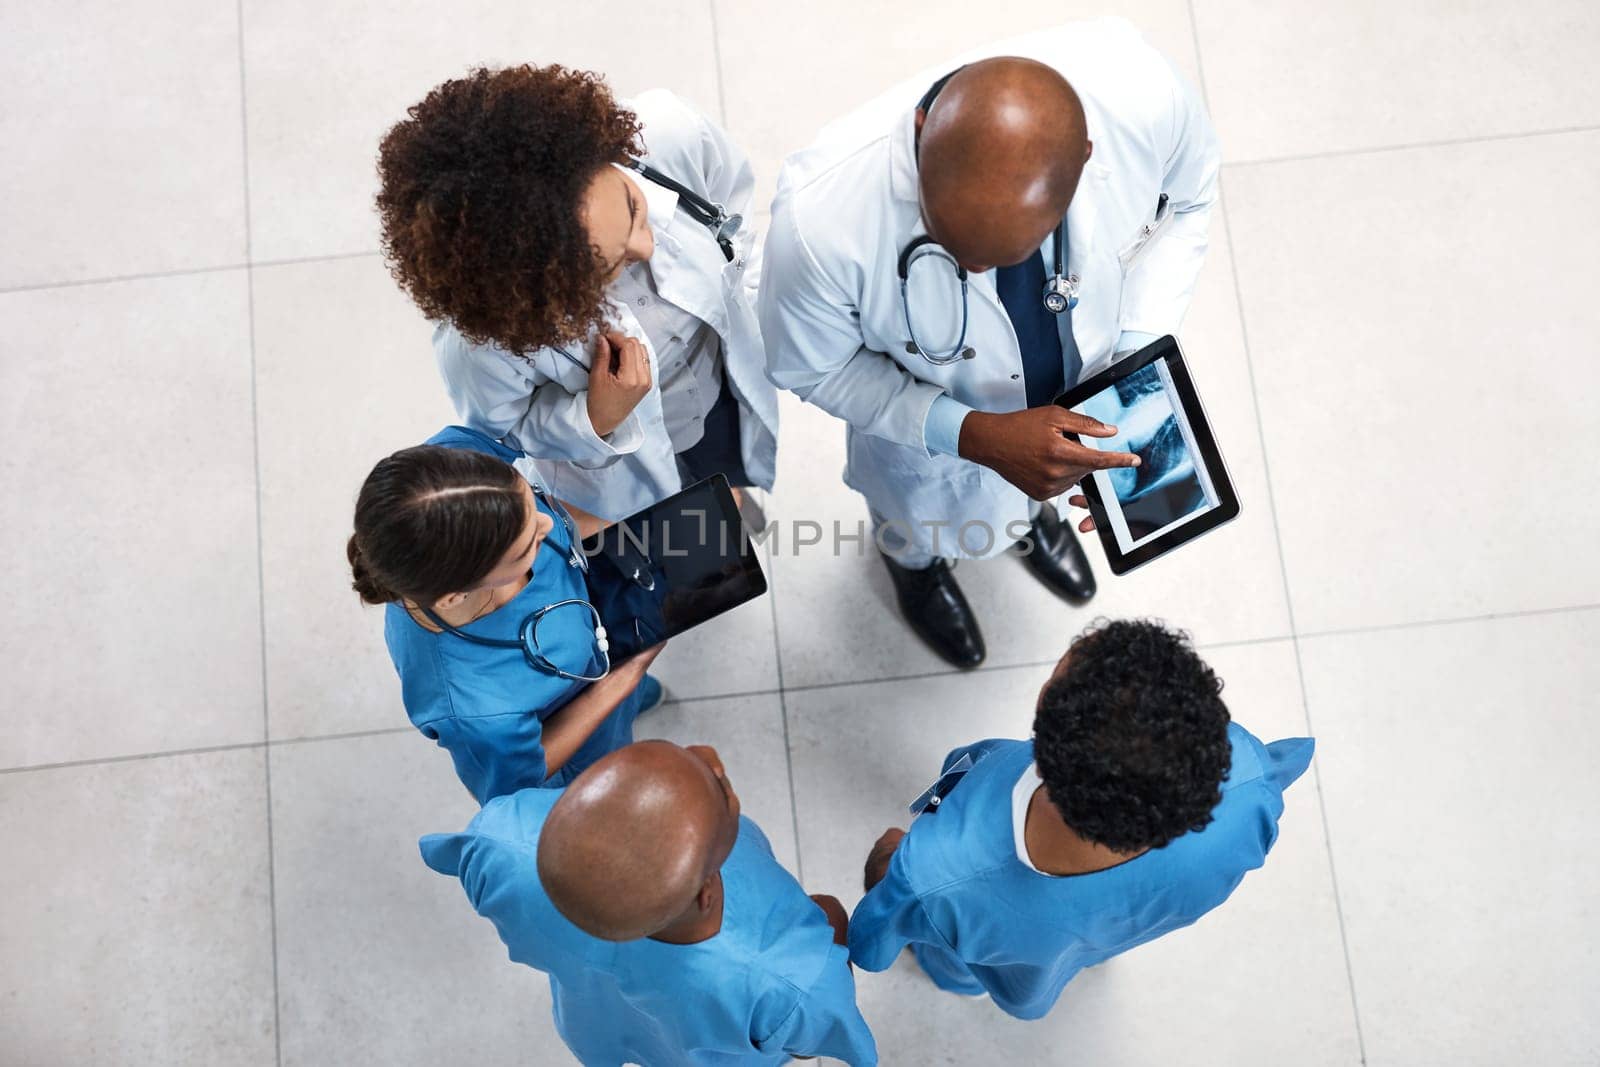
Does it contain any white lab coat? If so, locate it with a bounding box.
[434,89,779,522]
[759,18,1219,559]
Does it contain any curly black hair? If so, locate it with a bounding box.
[376,65,644,354]
[1033,619,1233,853]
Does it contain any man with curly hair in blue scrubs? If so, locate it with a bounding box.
[849,618,1314,1019]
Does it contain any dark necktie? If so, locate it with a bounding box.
[995,248,1081,408]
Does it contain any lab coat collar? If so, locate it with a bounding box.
[610,163,727,334]
[1065,160,1108,266]
[889,107,921,205]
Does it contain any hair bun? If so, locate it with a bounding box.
[347,534,396,605]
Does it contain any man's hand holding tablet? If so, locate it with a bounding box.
[958,406,1141,501]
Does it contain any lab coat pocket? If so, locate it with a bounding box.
[1117,198,1176,272]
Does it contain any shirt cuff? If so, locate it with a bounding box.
[571,411,644,470]
[1115,330,1162,357]
[923,393,973,458]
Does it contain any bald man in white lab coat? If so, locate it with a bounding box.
[760,19,1219,667]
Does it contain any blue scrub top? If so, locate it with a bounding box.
[420,788,879,1067]
[383,426,642,804]
[848,724,1315,1020]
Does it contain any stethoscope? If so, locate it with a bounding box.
[415,490,617,682]
[898,67,1080,366]
[549,160,745,375]
[422,599,610,683]
[624,158,743,263]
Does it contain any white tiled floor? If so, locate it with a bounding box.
[3,2,1598,1065]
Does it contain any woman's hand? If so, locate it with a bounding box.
[609,642,666,688]
[557,498,610,541]
[586,330,652,437]
[540,642,666,776]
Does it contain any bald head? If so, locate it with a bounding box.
[537,741,740,941]
[917,57,1090,271]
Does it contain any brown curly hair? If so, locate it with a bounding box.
[376,65,644,354]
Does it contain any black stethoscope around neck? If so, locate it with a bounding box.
[624,158,742,262]
[413,492,613,683]
[420,598,611,683]
[899,67,1079,366]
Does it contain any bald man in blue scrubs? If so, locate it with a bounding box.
[421,740,877,1065]
[849,618,1314,1019]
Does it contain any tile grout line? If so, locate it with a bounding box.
[761,627,1320,701]
[233,4,283,1063]
[650,682,785,708]
[1225,121,1600,171]
[6,125,1593,302]
[0,623,1392,776]
[6,122,1593,300]
[0,726,419,777]
[1186,5,1367,1060]
[1227,163,1374,1067]
[0,260,252,295]
[0,649,1200,775]
[268,725,417,747]
[8,599,1596,777]
[0,250,382,297]
[0,739,274,776]
[762,540,806,885]
[255,249,384,270]
[1295,601,1600,644]
[706,0,730,127]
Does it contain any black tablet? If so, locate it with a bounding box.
[1055,336,1239,575]
[581,474,768,659]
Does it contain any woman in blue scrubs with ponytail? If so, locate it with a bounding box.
[348,426,663,803]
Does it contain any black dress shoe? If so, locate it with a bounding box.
[879,553,986,669]
[1018,501,1097,602]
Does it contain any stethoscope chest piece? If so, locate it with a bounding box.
[1042,272,1080,314]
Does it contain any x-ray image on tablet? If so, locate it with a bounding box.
[1077,360,1215,548]
[1057,337,1239,574]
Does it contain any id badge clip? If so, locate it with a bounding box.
[908,754,976,816]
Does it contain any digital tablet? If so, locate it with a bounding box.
[1055,336,1239,575]
[581,474,768,659]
